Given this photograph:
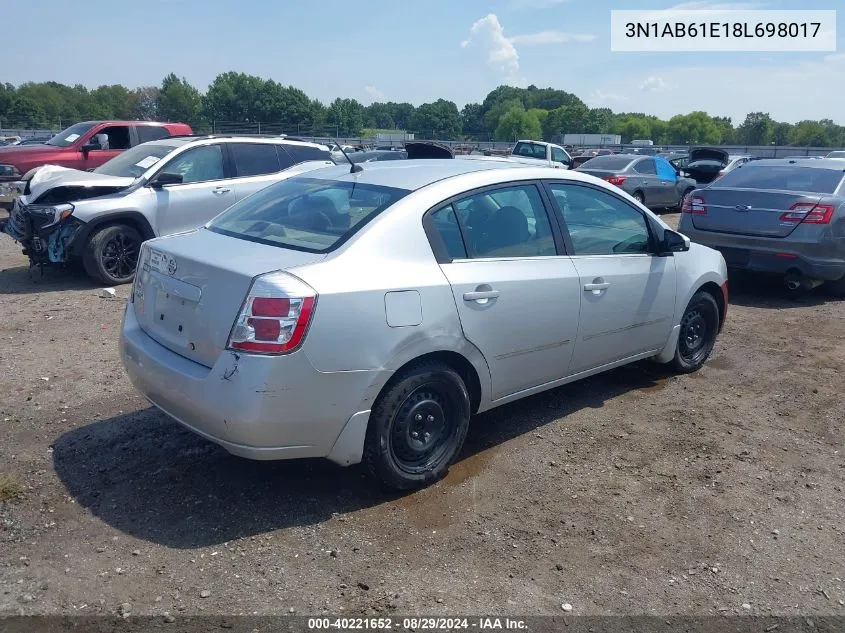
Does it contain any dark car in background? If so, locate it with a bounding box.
[678,158,845,294]
[682,148,752,185]
[576,153,697,211]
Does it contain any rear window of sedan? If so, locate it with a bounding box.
[207,177,410,253]
[578,156,635,170]
[713,165,845,194]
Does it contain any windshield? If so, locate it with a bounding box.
[94,143,178,178]
[208,177,410,253]
[713,165,845,194]
[45,122,97,148]
[579,155,635,170]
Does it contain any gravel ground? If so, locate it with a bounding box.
[1,214,844,619]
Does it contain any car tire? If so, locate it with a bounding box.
[669,291,720,373]
[83,224,142,285]
[363,361,471,491]
[632,191,645,204]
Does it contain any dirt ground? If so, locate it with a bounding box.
[1,213,844,619]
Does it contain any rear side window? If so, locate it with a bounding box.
[230,143,282,177]
[430,206,467,260]
[513,142,546,159]
[633,159,657,175]
[713,165,845,194]
[452,184,557,258]
[136,126,171,144]
[579,155,635,170]
[207,177,409,253]
[283,145,332,164]
[161,144,225,183]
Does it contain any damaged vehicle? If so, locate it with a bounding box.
[681,148,752,185]
[2,136,334,284]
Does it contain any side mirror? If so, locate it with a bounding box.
[659,229,690,255]
[150,172,183,188]
[81,141,99,154]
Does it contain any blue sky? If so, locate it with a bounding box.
[5,0,843,123]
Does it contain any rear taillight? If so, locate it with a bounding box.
[682,195,707,215]
[603,175,626,186]
[227,271,317,355]
[130,245,150,304]
[779,202,835,224]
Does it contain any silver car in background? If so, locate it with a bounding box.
[2,136,334,284]
[576,154,697,211]
[121,160,728,490]
[679,158,845,294]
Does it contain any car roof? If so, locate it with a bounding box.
[153,135,329,150]
[304,158,533,191]
[739,158,845,170]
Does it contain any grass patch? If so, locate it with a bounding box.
[0,473,24,502]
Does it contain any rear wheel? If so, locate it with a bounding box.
[363,362,470,491]
[83,224,142,285]
[669,291,720,373]
[632,191,645,205]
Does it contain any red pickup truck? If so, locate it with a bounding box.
[0,120,192,207]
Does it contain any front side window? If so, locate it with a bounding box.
[160,144,225,184]
[230,143,282,177]
[452,184,556,258]
[208,177,409,253]
[551,147,568,164]
[549,182,652,256]
[95,126,131,150]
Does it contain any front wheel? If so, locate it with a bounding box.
[83,224,142,285]
[669,291,720,373]
[363,362,471,491]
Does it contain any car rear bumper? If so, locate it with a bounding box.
[120,304,387,462]
[681,227,845,281]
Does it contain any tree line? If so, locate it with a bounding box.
[1,74,843,147]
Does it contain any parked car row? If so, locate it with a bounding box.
[2,124,844,491]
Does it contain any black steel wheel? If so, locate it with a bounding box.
[364,362,470,490]
[671,291,720,373]
[83,224,142,285]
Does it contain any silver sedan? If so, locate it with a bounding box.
[121,160,728,490]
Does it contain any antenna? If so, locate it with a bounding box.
[334,139,363,173]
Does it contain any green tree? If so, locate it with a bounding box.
[460,102,485,139]
[0,83,16,115]
[411,99,461,139]
[771,122,793,145]
[613,115,652,142]
[203,72,264,122]
[542,103,589,140]
[712,116,734,144]
[156,74,203,123]
[666,111,721,144]
[326,98,364,136]
[131,87,160,120]
[584,108,614,134]
[789,121,828,147]
[6,95,47,127]
[736,112,773,145]
[495,106,542,141]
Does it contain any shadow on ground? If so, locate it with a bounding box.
[726,269,838,309]
[0,263,102,295]
[53,363,669,549]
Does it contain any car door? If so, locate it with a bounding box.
[654,155,681,206]
[426,182,582,400]
[227,142,294,202]
[545,181,676,375]
[152,143,234,236]
[631,158,664,206]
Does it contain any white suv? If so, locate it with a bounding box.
[2,136,334,284]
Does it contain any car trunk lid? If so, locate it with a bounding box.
[690,188,824,237]
[133,229,325,367]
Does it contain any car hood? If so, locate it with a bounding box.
[24,165,136,203]
[689,147,729,165]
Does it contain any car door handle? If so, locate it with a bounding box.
[463,290,500,301]
[584,282,610,292]
[212,187,231,195]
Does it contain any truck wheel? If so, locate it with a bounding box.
[83,224,142,285]
[363,361,471,491]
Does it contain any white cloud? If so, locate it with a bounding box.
[588,90,629,105]
[510,31,596,45]
[640,76,672,92]
[461,14,521,78]
[364,85,385,102]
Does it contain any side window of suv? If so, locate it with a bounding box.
[283,144,332,164]
[96,125,131,150]
[229,143,282,177]
[161,144,225,184]
[136,126,171,144]
[549,182,652,256]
